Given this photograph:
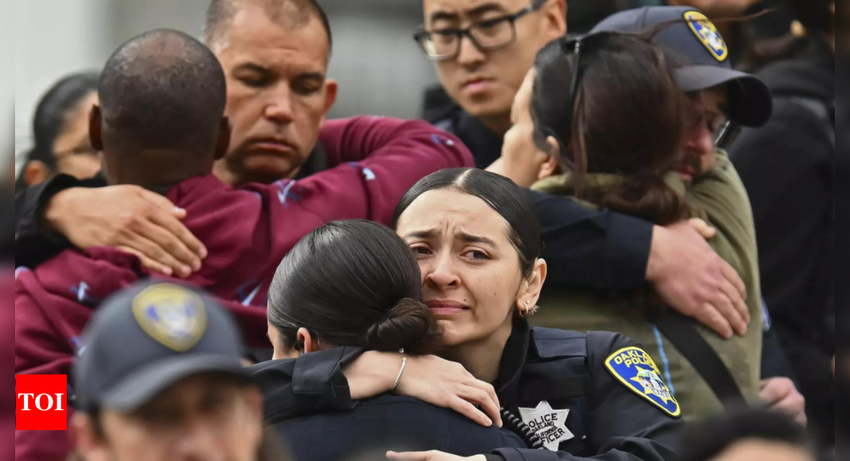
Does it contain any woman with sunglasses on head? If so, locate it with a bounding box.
[489,27,765,422]
[252,168,681,461]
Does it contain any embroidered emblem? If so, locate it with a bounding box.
[131,284,207,352]
[605,346,681,418]
[684,11,729,62]
[518,401,574,450]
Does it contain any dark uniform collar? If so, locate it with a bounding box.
[454,111,504,169]
[494,319,531,405]
[295,142,329,179]
[423,85,504,169]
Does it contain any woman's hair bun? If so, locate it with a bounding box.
[363,298,442,355]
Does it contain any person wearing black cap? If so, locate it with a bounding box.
[588,6,812,425]
[728,0,836,446]
[481,5,778,421]
[70,281,281,461]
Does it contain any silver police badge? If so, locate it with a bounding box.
[518,401,574,450]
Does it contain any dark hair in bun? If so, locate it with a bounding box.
[268,220,441,355]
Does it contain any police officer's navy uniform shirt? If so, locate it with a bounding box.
[248,320,682,461]
[262,388,527,460]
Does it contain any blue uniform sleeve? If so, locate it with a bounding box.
[532,191,652,292]
[490,332,682,461]
[250,346,364,423]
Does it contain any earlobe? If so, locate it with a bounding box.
[23,161,49,186]
[297,327,316,354]
[70,412,100,457]
[214,117,232,161]
[545,0,568,36]
[322,79,339,121]
[545,136,561,158]
[538,155,559,180]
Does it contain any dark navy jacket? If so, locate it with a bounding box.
[248,321,682,461]
[259,389,527,460]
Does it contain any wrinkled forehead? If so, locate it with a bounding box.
[422,0,528,25]
[214,2,330,70]
[396,189,513,246]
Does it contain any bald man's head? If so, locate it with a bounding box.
[98,29,227,153]
[204,0,332,57]
[95,29,230,187]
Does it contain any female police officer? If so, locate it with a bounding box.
[254,219,528,459]
[250,168,681,461]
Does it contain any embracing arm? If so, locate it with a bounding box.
[16,173,206,276]
[251,348,502,426]
[302,116,473,225]
[532,188,747,339]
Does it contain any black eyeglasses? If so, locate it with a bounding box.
[413,0,548,61]
[713,120,741,149]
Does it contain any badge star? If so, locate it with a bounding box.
[518,401,574,451]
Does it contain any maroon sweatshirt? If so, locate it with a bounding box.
[14,116,472,461]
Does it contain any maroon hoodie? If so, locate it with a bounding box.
[14,116,472,460]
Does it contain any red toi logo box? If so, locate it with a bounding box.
[16,375,68,431]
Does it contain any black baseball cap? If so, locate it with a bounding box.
[74,281,250,413]
[592,6,773,127]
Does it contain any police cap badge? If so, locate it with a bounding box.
[684,11,729,62]
[131,283,208,352]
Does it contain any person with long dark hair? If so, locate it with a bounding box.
[16,71,100,192]
[254,220,528,460]
[489,19,768,420]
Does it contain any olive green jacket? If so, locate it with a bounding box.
[530,150,763,421]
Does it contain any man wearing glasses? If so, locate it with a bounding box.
[417,0,566,169]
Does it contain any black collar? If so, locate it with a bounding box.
[295,142,329,179]
[455,111,504,169]
[495,320,531,405]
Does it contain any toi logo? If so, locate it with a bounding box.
[16,375,68,430]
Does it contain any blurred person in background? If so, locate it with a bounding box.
[257,220,528,460]
[15,0,472,273]
[678,409,816,461]
[14,71,100,192]
[15,27,471,461]
[728,0,836,445]
[490,12,768,419]
[69,281,282,461]
[415,0,759,362]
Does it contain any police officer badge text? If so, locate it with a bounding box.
[518,401,574,450]
[605,347,681,418]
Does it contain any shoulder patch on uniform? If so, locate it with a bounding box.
[684,11,728,62]
[132,284,208,352]
[605,346,681,418]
